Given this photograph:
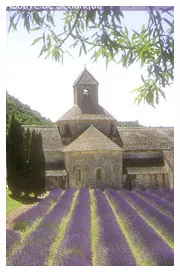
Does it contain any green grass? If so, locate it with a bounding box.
[6,189,23,216]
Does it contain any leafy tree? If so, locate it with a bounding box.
[7,115,46,198]
[6,115,25,197]
[117,120,143,127]
[29,130,46,197]
[7,6,174,107]
[6,92,53,133]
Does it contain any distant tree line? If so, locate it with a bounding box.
[6,115,46,198]
[6,92,53,134]
[117,120,144,127]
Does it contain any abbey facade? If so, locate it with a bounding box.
[23,68,174,190]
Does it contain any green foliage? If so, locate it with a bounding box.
[29,131,46,197]
[7,115,46,198]
[7,7,174,107]
[117,120,143,127]
[6,92,53,133]
[6,114,25,197]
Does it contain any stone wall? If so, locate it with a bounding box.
[126,172,168,190]
[76,179,120,190]
[164,160,174,189]
[64,150,122,189]
[59,119,117,141]
[74,84,98,107]
[46,176,67,190]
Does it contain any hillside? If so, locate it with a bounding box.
[6,92,144,130]
[6,92,53,129]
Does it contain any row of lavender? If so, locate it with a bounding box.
[7,188,76,265]
[105,189,174,265]
[6,188,62,254]
[7,188,174,266]
[144,188,174,206]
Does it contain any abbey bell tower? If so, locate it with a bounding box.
[56,67,117,144]
[73,67,99,108]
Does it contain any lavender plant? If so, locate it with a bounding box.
[13,188,62,231]
[7,189,76,266]
[157,188,174,196]
[53,188,92,266]
[106,189,174,266]
[133,190,174,220]
[118,189,174,249]
[6,229,20,255]
[94,189,136,266]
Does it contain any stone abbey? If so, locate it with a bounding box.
[24,68,174,190]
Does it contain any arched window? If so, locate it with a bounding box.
[84,89,90,99]
[96,168,102,181]
[76,169,82,182]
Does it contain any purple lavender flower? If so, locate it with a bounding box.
[53,188,92,266]
[118,189,174,248]
[7,189,76,266]
[157,188,174,196]
[161,195,174,206]
[133,190,174,220]
[6,229,20,255]
[146,189,174,206]
[60,252,91,266]
[105,189,174,266]
[93,189,136,266]
[47,188,62,201]
[147,189,169,199]
[13,188,62,231]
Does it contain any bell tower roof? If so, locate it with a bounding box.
[73,67,99,87]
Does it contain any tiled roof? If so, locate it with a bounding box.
[22,126,63,152]
[64,125,123,152]
[22,126,174,154]
[117,127,174,151]
[163,150,174,169]
[46,170,67,176]
[73,68,98,86]
[126,166,167,174]
[56,104,115,122]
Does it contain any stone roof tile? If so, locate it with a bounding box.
[64,125,123,152]
[46,170,67,176]
[73,68,98,86]
[56,104,115,122]
[126,166,167,174]
[117,127,174,150]
[22,125,63,152]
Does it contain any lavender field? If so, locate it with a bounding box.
[6,188,174,266]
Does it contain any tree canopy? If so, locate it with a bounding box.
[7,115,46,198]
[7,6,174,107]
[6,92,53,132]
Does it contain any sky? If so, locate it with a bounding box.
[6,7,175,127]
